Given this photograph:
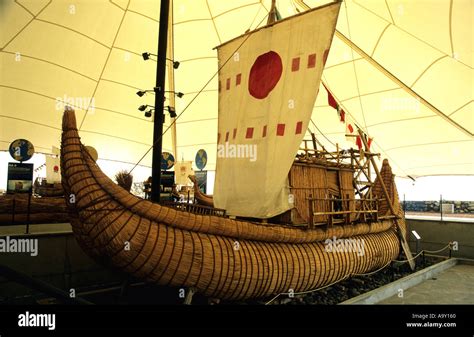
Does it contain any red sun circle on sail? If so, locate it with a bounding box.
[248,51,283,99]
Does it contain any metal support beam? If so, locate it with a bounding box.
[151,0,170,202]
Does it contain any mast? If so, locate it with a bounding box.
[151,0,170,202]
[267,0,277,24]
[166,0,178,160]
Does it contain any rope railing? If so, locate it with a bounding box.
[264,242,453,305]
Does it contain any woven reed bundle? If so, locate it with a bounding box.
[0,194,69,224]
[34,185,64,197]
[34,179,64,197]
[373,159,395,216]
[0,194,66,213]
[61,109,402,300]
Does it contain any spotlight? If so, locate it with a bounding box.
[141,52,179,69]
[144,110,153,118]
[137,89,155,97]
[138,105,147,111]
[167,106,177,118]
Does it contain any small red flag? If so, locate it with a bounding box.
[339,109,345,123]
[347,123,354,134]
[328,92,338,109]
[356,135,362,150]
[324,84,338,110]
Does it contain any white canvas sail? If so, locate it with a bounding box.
[46,155,61,183]
[214,2,341,218]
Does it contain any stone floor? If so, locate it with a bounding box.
[380,264,474,304]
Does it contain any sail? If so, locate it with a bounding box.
[214,2,341,218]
[45,155,61,183]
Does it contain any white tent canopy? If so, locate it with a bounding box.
[1,0,472,178]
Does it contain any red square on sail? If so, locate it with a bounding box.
[291,57,300,72]
[236,74,241,86]
[276,124,285,136]
[295,121,303,134]
[226,78,231,90]
[307,54,316,68]
[262,125,267,138]
[246,127,254,139]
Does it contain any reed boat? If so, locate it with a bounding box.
[0,193,68,225]
[34,178,64,197]
[60,1,413,301]
[0,178,66,225]
[61,109,407,301]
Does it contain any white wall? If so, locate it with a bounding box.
[396,176,474,201]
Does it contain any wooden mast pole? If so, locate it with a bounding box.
[167,0,178,159]
[267,0,277,24]
[151,0,170,202]
[358,129,415,270]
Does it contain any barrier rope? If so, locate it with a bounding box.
[423,243,452,254]
[265,242,453,305]
[392,250,425,263]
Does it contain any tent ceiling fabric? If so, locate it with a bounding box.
[0,0,472,177]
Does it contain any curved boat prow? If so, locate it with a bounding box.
[189,175,214,207]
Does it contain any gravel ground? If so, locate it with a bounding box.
[261,256,443,305]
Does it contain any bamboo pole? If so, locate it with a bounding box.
[167,0,178,159]
[267,0,277,24]
[358,129,415,270]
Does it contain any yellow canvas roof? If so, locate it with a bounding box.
[1,0,472,177]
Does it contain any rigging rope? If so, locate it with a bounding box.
[310,118,337,148]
